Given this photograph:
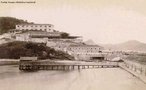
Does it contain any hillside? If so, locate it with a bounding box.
[101,40,146,52]
[0,41,74,60]
[0,17,32,34]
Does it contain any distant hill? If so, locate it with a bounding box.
[84,39,97,45]
[101,40,146,52]
[0,17,33,34]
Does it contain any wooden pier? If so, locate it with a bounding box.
[19,61,119,71]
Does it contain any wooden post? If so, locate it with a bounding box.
[54,65,56,70]
[73,65,74,70]
[66,65,69,70]
[46,65,48,70]
[58,65,60,70]
[140,67,142,74]
[65,65,67,70]
[83,65,85,69]
[43,65,44,70]
[63,65,65,70]
[145,68,146,76]
[78,65,80,70]
[134,66,136,72]
[51,65,53,70]
[67,66,69,70]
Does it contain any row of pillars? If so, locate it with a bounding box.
[19,65,118,71]
[38,65,94,70]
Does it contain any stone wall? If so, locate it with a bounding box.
[119,60,146,83]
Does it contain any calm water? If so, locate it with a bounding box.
[0,65,146,90]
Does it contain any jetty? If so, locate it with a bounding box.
[19,62,119,71]
[19,57,119,71]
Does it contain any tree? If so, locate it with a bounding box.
[60,32,69,38]
[0,41,74,60]
[0,17,32,34]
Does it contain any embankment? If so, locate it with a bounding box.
[119,60,146,83]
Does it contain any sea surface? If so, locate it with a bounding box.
[0,65,146,90]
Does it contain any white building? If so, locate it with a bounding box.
[66,45,104,60]
[15,33,48,43]
[15,31,54,43]
[47,40,83,51]
[46,36,83,51]
[16,24,54,32]
[15,33,30,42]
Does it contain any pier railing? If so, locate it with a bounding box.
[119,60,146,83]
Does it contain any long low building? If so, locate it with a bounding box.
[16,24,54,32]
[66,45,104,60]
[14,31,63,43]
[47,40,83,51]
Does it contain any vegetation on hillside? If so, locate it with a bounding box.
[0,41,74,60]
[0,17,32,34]
[61,32,70,38]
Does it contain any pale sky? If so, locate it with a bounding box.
[1,0,146,44]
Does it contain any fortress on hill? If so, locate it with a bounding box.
[5,23,104,60]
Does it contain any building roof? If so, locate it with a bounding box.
[16,23,54,26]
[47,36,81,39]
[17,30,61,35]
[111,57,122,61]
[20,57,38,61]
[68,44,101,47]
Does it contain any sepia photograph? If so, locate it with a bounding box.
[0,0,146,90]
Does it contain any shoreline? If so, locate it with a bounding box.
[0,59,117,66]
[0,59,78,66]
[0,59,19,65]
